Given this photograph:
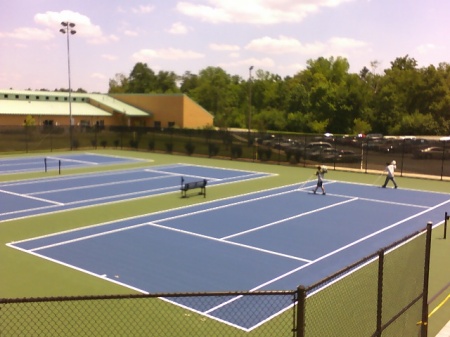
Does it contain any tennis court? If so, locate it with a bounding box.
[8,179,450,331]
[0,152,148,175]
[0,162,272,222]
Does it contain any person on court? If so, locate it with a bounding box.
[313,166,326,195]
[382,160,398,188]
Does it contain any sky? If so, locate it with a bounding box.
[1,0,449,93]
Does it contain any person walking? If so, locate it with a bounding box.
[382,160,398,188]
[313,166,326,195]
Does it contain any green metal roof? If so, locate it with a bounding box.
[0,90,151,117]
[0,100,111,116]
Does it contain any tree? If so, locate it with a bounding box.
[189,67,234,126]
[155,70,180,93]
[108,73,129,93]
[128,62,157,93]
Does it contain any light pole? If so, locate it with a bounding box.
[248,66,254,144]
[60,21,76,150]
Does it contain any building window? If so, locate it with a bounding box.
[154,121,161,129]
[168,122,175,128]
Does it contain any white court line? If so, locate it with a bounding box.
[29,223,149,252]
[28,174,176,196]
[155,185,325,225]
[221,197,359,240]
[0,167,152,187]
[27,220,310,263]
[144,168,220,182]
[6,243,148,295]
[248,197,450,292]
[0,165,273,223]
[329,192,430,209]
[0,189,63,205]
[9,183,448,331]
[200,196,450,318]
[83,152,153,162]
[46,156,99,165]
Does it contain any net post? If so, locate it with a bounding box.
[421,222,433,337]
[59,160,61,175]
[44,157,47,172]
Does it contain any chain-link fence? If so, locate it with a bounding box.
[0,126,448,180]
[0,224,432,337]
[299,223,432,337]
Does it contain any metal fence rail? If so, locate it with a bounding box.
[0,224,432,337]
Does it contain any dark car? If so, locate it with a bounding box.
[319,149,360,163]
[336,150,360,163]
[413,147,449,159]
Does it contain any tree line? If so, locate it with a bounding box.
[108,55,450,136]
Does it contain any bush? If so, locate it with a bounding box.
[165,142,173,153]
[231,145,242,159]
[72,139,79,149]
[129,139,139,149]
[185,142,195,156]
[148,140,155,151]
[208,143,220,157]
[257,148,272,161]
[100,140,107,149]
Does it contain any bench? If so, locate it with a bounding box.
[181,179,207,198]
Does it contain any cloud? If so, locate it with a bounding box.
[102,54,118,61]
[132,48,204,61]
[131,5,155,14]
[33,10,117,44]
[0,27,54,41]
[218,57,275,70]
[246,35,324,54]
[91,72,107,80]
[209,43,240,51]
[124,30,139,37]
[328,37,367,49]
[177,0,355,24]
[416,43,439,54]
[246,35,368,56]
[167,22,189,35]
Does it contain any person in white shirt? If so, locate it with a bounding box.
[313,166,326,195]
[382,160,398,189]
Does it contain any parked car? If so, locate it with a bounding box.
[319,149,360,163]
[336,150,361,163]
[304,142,333,159]
[413,147,450,159]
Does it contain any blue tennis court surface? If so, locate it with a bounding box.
[0,163,271,222]
[0,153,147,174]
[8,181,450,331]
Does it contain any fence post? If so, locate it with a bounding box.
[374,249,385,337]
[296,286,306,337]
[444,212,448,239]
[421,222,433,337]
